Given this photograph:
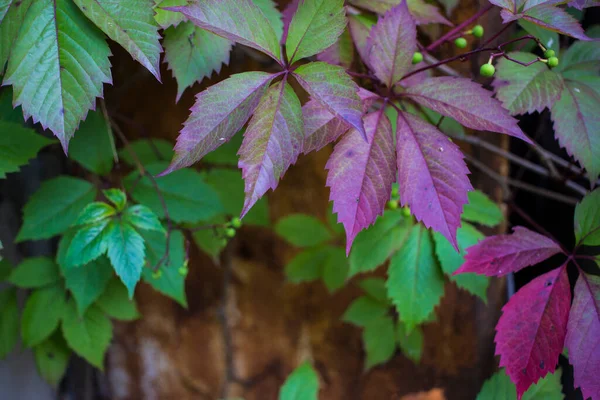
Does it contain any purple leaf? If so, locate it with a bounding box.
[406,0,452,25]
[326,111,396,254]
[316,29,354,69]
[163,72,275,174]
[239,80,304,217]
[293,62,365,138]
[568,0,600,9]
[396,111,471,250]
[348,14,375,67]
[566,273,600,400]
[403,77,532,143]
[302,100,350,154]
[454,226,562,277]
[495,266,570,399]
[358,88,381,111]
[281,0,300,44]
[169,0,282,62]
[366,1,417,87]
[522,4,591,41]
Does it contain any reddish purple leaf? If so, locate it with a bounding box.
[495,266,571,399]
[406,0,451,25]
[455,226,562,277]
[396,111,471,250]
[366,1,417,87]
[348,14,374,68]
[162,72,275,174]
[239,80,304,217]
[302,100,350,154]
[403,77,532,143]
[358,88,381,111]
[294,62,365,139]
[522,4,591,41]
[326,111,396,254]
[566,273,600,400]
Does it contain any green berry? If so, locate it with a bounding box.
[472,25,484,38]
[391,185,399,198]
[454,37,467,49]
[547,56,559,68]
[230,217,242,229]
[225,228,236,238]
[412,52,423,64]
[151,270,162,280]
[480,63,495,77]
[401,207,411,217]
[544,49,555,58]
[387,200,399,210]
[220,238,228,247]
[178,266,188,276]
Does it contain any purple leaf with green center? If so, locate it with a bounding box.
[302,100,350,154]
[293,62,365,138]
[239,80,304,217]
[348,14,375,67]
[403,77,531,143]
[163,72,275,175]
[316,29,354,69]
[366,1,417,87]
[326,110,396,254]
[565,273,600,400]
[495,266,570,399]
[454,226,562,277]
[550,78,600,180]
[168,0,281,62]
[396,111,471,250]
[348,0,450,25]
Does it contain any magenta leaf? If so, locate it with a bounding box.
[238,80,304,217]
[293,62,365,138]
[366,1,417,87]
[495,266,571,399]
[396,111,472,250]
[566,273,600,400]
[326,111,396,254]
[163,72,275,174]
[403,77,532,143]
[302,100,350,154]
[521,4,591,41]
[455,226,562,277]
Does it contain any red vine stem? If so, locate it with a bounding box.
[425,4,493,52]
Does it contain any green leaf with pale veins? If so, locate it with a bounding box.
[557,38,600,74]
[275,214,332,247]
[75,202,115,225]
[65,219,111,268]
[0,0,34,74]
[164,22,232,102]
[363,315,396,369]
[33,333,71,388]
[279,362,319,400]
[0,288,19,359]
[17,176,97,242]
[103,189,127,211]
[386,224,445,332]
[462,190,504,227]
[61,256,113,316]
[574,188,600,246]
[3,0,111,149]
[73,0,162,80]
[21,283,67,347]
[0,121,54,178]
[95,278,140,320]
[123,205,164,233]
[68,110,114,176]
[8,257,61,288]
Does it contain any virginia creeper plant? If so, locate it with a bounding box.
[0,0,599,398]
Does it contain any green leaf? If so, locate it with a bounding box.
[254,0,283,41]
[433,223,490,302]
[363,316,396,370]
[396,321,423,364]
[75,202,116,225]
[476,369,564,400]
[61,257,113,316]
[518,20,559,54]
[342,296,389,327]
[61,301,112,370]
[163,22,232,102]
[0,258,12,282]
[21,283,67,347]
[141,229,187,308]
[65,219,111,268]
[125,162,224,224]
[279,362,319,400]
[462,190,504,227]
[386,224,445,332]
[358,277,389,304]
[33,333,71,388]
[275,214,332,247]
[73,0,162,80]
[4,0,111,149]
[0,121,54,178]
[192,224,228,262]
[0,0,35,73]
[153,0,186,29]
[68,110,114,175]
[96,278,140,321]
[104,219,146,297]
[8,257,61,288]
[0,288,19,359]
[103,189,127,211]
[16,176,97,241]
[123,205,165,233]
[522,369,563,400]
[349,210,411,277]
[557,37,600,74]
[119,138,173,166]
[285,247,329,284]
[574,188,600,246]
[322,247,349,293]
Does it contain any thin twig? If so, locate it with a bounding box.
[426,4,494,52]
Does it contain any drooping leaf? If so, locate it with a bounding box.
[366,1,417,87]
[574,188,600,246]
[0,121,54,178]
[342,296,389,327]
[33,333,71,388]
[275,214,332,247]
[61,257,113,316]
[120,138,173,166]
[163,22,232,102]
[73,0,162,80]
[279,362,319,400]
[253,0,284,41]
[0,0,34,73]
[462,190,504,227]
[316,28,354,69]
[363,316,397,369]
[493,52,564,115]
[239,80,303,217]
[0,288,19,359]
[96,278,140,321]
[301,100,350,154]
[8,257,61,289]
[455,226,561,277]
[164,72,274,173]
[285,0,345,63]
[403,77,531,142]
[396,111,472,249]
[321,246,349,293]
[68,110,114,176]
[565,273,599,400]
[397,321,423,364]
[21,284,67,348]
[3,0,112,150]
[495,267,570,399]
[16,176,97,242]
[386,224,445,332]
[327,111,396,254]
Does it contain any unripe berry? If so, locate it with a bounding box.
[151,270,162,280]
[472,25,484,38]
[225,228,236,238]
[230,217,242,229]
[178,266,188,276]
[454,37,467,49]
[547,56,559,68]
[387,200,399,210]
[401,207,411,217]
[480,63,495,77]
[544,49,555,58]
[391,185,399,198]
[412,52,423,64]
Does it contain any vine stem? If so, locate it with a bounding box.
[425,4,493,52]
